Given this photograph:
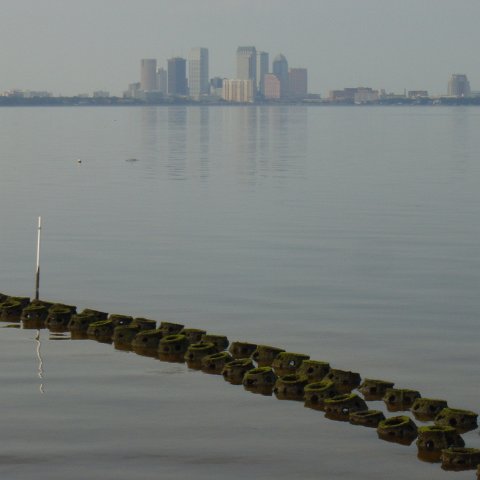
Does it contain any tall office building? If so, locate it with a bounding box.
[447,74,471,97]
[288,68,308,98]
[256,51,269,95]
[156,68,167,94]
[236,46,257,88]
[222,79,254,103]
[188,47,209,98]
[140,59,157,92]
[272,54,289,98]
[167,57,187,95]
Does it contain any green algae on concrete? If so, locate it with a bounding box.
[158,334,189,355]
[200,334,229,351]
[271,352,310,376]
[411,398,449,421]
[159,321,184,335]
[201,351,233,374]
[243,366,276,396]
[304,380,337,410]
[296,360,330,383]
[358,378,395,400]
[377,416,418,446]
[180,328,206,344]
[113,325,141,347]
[228,341,257,359]
[132,328,164,350]
[323,369,361,394]
[416,425,464,454]
[108,314,133,327]
[87,319,114,341]
[222,358,255,385]
[383,388,421,412]
[184,342,217,368]
[349,410,385,428]
[251,345,285,367]
[45,304,75,329]
[273,374,309,401]
[21,304,49,322]
[81,309,109,320]
[434,408,478,433]
[0,297,29,322]
[68,312,97,331]
[324,393,368,421]
[441,448,480,471]
[132,318,157,330]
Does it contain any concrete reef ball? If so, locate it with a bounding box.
[243,367,277,389]
[296,360,331,383]
[358,378,395,400]
[441,448,480,471]
[377,416,418,445]
[200,334,229,352]
[21,304,49,323]
[228,341,257,359]
[273,374,309,401]
[113,325,141,347]
[349,410,385,428]
[304,380,337,410]
[222,358,255,385]
[82,308,109,320]
[67,312,98,331]
[180,328,206,344]
[323,369,361,394]
[184,342,218,364]
[132,328,164,350]
[201,351,233,374]
[108,314,133,327]
[383,388,421,411]
[87,319,114,340]
[416,425,464,452]
[251,345,285,367]
[434,408,478,433]
[271,352,310,376]
[324,393,368,420]
[411,398,449,421]
[45,304,76,328]
[159,321,184,335]
[158,334,189,355]
[132,318,157,330]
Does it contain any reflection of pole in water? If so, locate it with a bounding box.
[35,330,45,394]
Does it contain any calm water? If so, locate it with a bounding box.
[0,105,479,479]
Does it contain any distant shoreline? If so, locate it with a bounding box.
[1,97,480,107]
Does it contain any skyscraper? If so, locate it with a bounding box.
[288,68,308,98]
[156,68,167,94]
[272,54,289,98]
[188,47,209,98]
[167,57,187,96]
[256,51,269,96]
[140,59,157,92]
[447,74,471,97]
[236,46,257,87]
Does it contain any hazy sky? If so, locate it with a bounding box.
[1,0,479,96]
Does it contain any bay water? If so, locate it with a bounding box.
[0,105,479,479]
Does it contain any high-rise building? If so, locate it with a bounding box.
[188,47,209,98]
[263,74,281,99]
[256,51,269,95]
[222,79,254,103]
[167,57,187,95]
[448,74,471,97]
[288,68,308,98]
[236,46,257,86]
[272,54,289,98]
[140,59,157,92]
[156,68,167,94]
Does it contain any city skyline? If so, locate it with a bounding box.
[1,0,480,97]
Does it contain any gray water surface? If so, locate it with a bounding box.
[0,106,479,479]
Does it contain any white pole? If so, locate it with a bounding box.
[35,216,41,300]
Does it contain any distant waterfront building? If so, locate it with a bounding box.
[256,51,269,95]
[272,54,289,98]
[188,47,209,98]
[288,68,308,98]
[447,74,471,97]
[210,77,224,97]
[236,47,257,89]
[140,59,157,92]
[354,88,379,104]
[125,82,141,99]
[407,90,428,99]
[167,57,187,95]
[93,91,110,98]
[329,87,378,103]
[222,79,254,103]
[263,74,281,99]
[156,68,167,94]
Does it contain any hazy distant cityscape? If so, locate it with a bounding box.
[0,46,478,106]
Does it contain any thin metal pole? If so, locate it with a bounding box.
[35,216,41,300]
